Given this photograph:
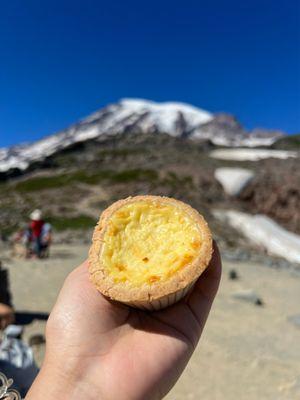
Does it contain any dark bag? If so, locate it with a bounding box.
[0,269,12,307]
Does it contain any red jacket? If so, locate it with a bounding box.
[30,220,44,238]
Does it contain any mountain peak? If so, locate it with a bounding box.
[0,98,284,174]
[120,98,213,119]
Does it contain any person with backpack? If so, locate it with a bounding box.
[29,210,44,258]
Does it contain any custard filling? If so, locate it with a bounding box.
[101,200,202,286]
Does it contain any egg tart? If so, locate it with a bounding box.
[89,195,212,310]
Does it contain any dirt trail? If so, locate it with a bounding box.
[2,243,300,399]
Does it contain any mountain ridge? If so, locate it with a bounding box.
[0,98,284,174]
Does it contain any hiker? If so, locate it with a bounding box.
[29,209,44,258]
[12,211,52,259]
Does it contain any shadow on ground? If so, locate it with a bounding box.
[15,311,49,325]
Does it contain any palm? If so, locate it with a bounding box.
[46,244,221,400]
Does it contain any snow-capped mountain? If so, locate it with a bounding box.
[0,98,283,173]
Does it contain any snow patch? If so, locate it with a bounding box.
[210,148,298,161]
[214,210,300,264]
[214,168,254,196]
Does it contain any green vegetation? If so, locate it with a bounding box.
[162,171,194,189]
[1,224,18,237]
[97,148,143,157]
[2,167,196,234]
[273,134,300,150]
[109,169,158,183]
[0,214,97,235]
[47,215,97,231]
[14,168,159,192]
[14,175,71,192]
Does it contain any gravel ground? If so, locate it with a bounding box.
[2,243,300,399]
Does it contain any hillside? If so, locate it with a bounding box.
[272,133,300,150]
[1,132,299,266]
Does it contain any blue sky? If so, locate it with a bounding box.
[0,0,299,147]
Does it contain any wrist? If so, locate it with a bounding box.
[25,357,101,400]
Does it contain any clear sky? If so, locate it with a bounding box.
[0,0,299,147]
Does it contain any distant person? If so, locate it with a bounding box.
[29,210,44,258]
[12,211,52,259]
[40,222,52,258]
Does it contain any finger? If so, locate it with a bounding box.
[187,240,222,329]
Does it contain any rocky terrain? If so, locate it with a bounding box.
[238,159,300,234]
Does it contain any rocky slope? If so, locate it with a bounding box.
[238,158,300,234]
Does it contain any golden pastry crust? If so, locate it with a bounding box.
[89,195,213,310]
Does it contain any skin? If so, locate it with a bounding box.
[0,303,15,330]
[26,242,221,400]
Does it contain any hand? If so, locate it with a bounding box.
[0,303,15,330]
[26,243,221,400]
